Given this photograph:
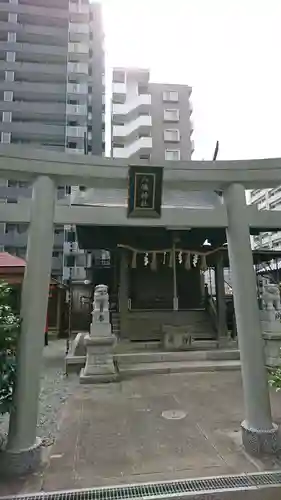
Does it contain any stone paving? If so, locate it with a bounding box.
[1,342,281,496]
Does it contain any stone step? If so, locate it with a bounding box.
[116,349,240,365]
[119,359,241,377]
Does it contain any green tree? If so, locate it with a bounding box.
[0,281,20,415]
[269,367,281,392]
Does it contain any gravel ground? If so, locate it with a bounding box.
[0,339,79,447]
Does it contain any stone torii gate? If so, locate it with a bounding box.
[1,146,281,473]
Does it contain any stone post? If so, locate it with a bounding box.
[5,175,56,474]
[80,284,118,383]
[224,183,278,455]
[119,249,129,337]
[215,252,228,340]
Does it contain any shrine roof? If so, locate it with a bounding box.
[0,252,26,268]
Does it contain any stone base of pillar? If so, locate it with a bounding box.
[80,334,118,384]
[241,420,279,456]
[0,437,41,476]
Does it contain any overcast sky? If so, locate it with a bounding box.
[101,0,281,161]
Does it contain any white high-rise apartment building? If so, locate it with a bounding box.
[111,67,194,162]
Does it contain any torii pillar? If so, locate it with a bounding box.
[224,183,278,455]
[2,175,56,475]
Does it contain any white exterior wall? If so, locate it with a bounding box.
[111,67,194,162]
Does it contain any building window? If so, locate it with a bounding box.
[8,180,17,187]
[5,223,16,233]
[66,255,75,267]
[138,132,151,138]
[139,154,151,160]
[67,142,77,149]
[113,70,125,83]
[165,149,181,161]
[66,230,76,243]
[18,181,29,188]
[164,109,180,122]
[163,90,179,102]
[164,129,180,142]
[138,84,149,95]
[269,200,281,210]
[75,254,86,267]
[17,224,27,234]
[5,247,16,256]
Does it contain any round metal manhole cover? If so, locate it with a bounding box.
[161,410,187,420]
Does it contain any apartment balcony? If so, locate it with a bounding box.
[258,200,268,210]
[271,231,281,242]
[112,82,126,103]
[0,232,27,248]
[0,81,67,101]
[0,21,67,45]
[69,2,89,15]
[267,187,281,207]
[113,136,152,158]
[66,125,87,138]
[0,185,32,200]
[68,42,89,55]
[66,103,87,116]
[0,231,64,248]
[69,22,89,35]
[0,42,67,64]
[64,241,79,254]
[0,61,67,84]
[0,3,69,23]
[72,267,87,282]
[67,82,88,95]
[65,147,85,155]
[68,43,89,63]
[68,61,88,75]
[63,266,87,282]
[112,94,151,119]
[69,3,89,23]
[0,100,66,119]
[113,115,152,140]
[250,189,267,204]
[0,121,65,141]
[52,256,63,273]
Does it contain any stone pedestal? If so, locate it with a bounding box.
[261,310,281,367]
[263,332,281,367]
[80,334,118,383]
[80,284,118,384]
[163,325,192,350]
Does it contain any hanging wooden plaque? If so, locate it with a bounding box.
[127,165,163,218]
